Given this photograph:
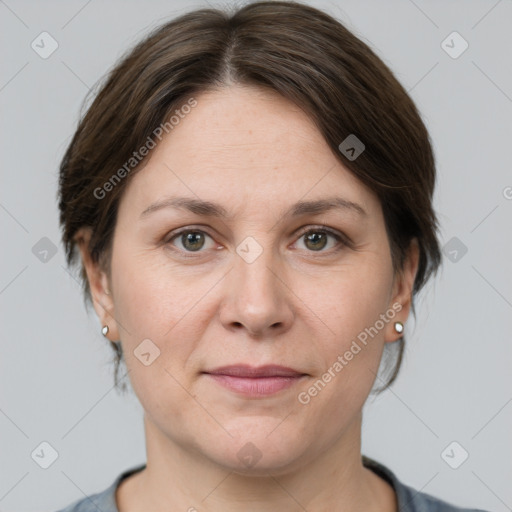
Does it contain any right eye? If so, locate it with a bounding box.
[166,229,217,254]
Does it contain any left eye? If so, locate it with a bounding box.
[294,228,344,252]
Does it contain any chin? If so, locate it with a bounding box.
[202,419,312,476]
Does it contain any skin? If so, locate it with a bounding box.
[77,85,419,512]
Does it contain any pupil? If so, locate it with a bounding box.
[306,232,326,250]
[183,232,204,251]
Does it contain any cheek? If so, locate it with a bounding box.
[110,252,221,402]
[110,260,207,425]
[312,258,393,342]
[303,260,393,398]
[111,251,215,340]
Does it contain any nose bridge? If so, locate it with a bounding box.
[220,234,293,336]
[236,242,279,300]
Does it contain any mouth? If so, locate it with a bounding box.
[202,365,308,397]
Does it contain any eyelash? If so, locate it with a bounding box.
[164,225,350,258]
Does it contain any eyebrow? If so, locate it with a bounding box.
[139,196,367,220]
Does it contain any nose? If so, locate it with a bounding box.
[219,244,294,338]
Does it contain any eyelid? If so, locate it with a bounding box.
[294,224,347,241]
[164,225,216,242]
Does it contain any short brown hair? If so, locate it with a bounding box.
[58,0,442,393]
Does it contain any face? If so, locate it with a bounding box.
[81,85,417,475]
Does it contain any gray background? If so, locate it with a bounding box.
[1,1,511,511]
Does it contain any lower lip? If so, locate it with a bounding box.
[205,374,305,397]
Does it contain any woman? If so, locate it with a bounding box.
[56,1,488,511]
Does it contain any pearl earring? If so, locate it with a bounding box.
[102,325,109,337]
[394,321,404,334]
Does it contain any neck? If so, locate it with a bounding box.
[121,412,395,512]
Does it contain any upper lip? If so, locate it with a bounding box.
[204,365,306,378]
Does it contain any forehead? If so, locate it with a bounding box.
[169,86,333,169]
[118,85,378,219]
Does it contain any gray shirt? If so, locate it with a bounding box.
[55,456,489,511]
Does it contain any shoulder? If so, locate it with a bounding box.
[396,478,489,512]
[53,483,117,512]
[362,455,490,512]
[53,464,146,512]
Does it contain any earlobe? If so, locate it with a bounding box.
[74,227,120,341]
[386,239,420,343]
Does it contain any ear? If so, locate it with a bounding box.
[385,238,420,343]
[74,227,120,342]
